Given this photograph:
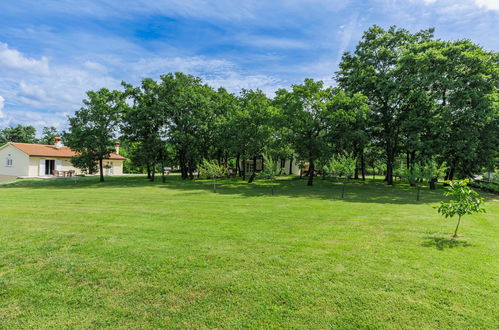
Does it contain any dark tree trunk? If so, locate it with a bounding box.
[236,153,241,177]
[188,161,194,180]
[445,166,455,181]
[429,177,436,190]
[151,164,155,182]
[386,153,394,185]
[307,159,315,186]
[147,165,151,179]
[289,156,293,175]
[360,150,366,181]
[99,158,104,182]
[248,156,257,183]
[354,154,359,180]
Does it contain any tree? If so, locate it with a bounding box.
[0,125,37,144]
[337,25,434,185]
[436,180,486,237]
[257,154,281,195]
[122,78,169,182]
[198,159,227,192]
[39,126,60,145]
[400,40,499,179]
[238,89,276,183]
[275,79,367,186]
[64,88,124,182]
[403,160,447,201]
[158,73,216,180]
[274,79,334,186]
[326,153,356,198]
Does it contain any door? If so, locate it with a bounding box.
[55,160,62,171]
[39,159,45,176]
[45,160,55,175]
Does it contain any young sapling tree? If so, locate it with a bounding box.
[199,160,227,193]
[436,180,486,237]
[258,154,280,195]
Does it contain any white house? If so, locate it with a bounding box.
[0,138,125,178]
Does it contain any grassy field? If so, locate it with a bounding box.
[0,175,497,328]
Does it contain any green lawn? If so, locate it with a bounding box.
[0,175,497,328]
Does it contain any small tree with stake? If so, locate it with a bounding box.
[327,154,356,198]
[436,180,486,238]
[198,160,227,193]
[258,154,280,195]
[404,161,447,201]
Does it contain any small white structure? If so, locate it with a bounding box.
[0,138,125,178]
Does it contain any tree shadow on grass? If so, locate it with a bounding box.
[0,175,455,205]
[421,235,472,250]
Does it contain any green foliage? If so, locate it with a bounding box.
[39,126,60,145]
[0,124,37,144]
[257,154,280,180]
[198,159,227,192]
[325,154,356,179]
[64,88,125,182]
[198,159,227,179]
[436,180,486,237]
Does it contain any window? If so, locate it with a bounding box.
[6,158,13,167]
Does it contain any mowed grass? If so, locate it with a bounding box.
[0,175,497,328]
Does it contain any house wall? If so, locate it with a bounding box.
[28,157,124,177]
[100,160,124,175]
[0,144,29,177]
[28,157,84,177]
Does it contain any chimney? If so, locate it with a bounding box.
[114,141,121,155]
[54,137,63,149]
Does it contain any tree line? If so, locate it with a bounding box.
[0,125,61,146]
[2,26,497,185]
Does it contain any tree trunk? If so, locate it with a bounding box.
[453,215,462,237]
[289,156,293,175]
[307,159,315,186]
[147,165,151,179]
[99,158,104,182]
[360,151,366,181]
[248,156,257,183]
[236,153,240,177]
[386,151,394,185]
[354,155,359,180]
[151,164,155,182]
[188,162,194,180]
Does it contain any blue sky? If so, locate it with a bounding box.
[0,0,498,133]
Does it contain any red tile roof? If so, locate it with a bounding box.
[9,142,126,160]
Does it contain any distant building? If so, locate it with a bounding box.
[0,138,125,177]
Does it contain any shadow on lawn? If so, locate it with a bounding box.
[0,174,452,205]
[421,235,472,250]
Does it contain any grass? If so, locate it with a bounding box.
[0,175,497,328]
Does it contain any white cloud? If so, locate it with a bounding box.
[416,0,499,12]
[0,43,286,132]
[474,0,499,11]
[0,43,49,74]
